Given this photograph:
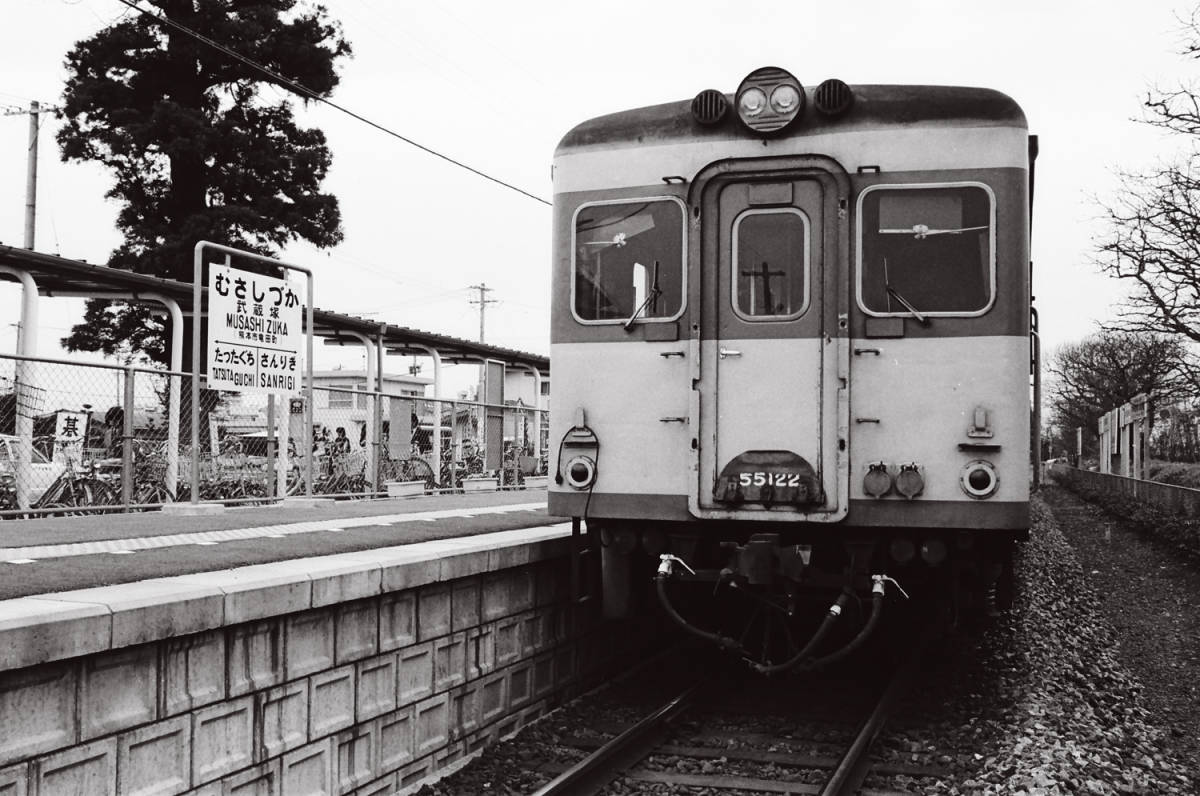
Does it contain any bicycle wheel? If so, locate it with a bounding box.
[400,458,436,491]
[84,479,119,511]
[286,468,303,496]
[378,458,401,483]
[34,474,69,509]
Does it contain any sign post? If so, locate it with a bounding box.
[192,242,315,504]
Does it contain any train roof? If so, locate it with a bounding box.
[556,84,1026,154]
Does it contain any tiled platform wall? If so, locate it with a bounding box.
[0,528,634,795]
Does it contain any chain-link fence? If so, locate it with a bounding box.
[1,352,548,517]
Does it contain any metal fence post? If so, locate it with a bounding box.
[266,395,276,499]
[12,357,33,512]
[121,366,135,509]
[450,400,460,488]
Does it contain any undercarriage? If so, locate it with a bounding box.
[579,519,1016,673]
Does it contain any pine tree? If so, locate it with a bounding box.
[57,0,350,366]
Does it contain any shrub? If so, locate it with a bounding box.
[1146,460,1200,488]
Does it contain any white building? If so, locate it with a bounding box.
[310,368,431,440]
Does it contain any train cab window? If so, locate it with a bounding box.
[733,208,809,320]
[573,198,685,323]
[858,184,995,316]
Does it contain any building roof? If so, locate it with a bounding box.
[0,245,549,375]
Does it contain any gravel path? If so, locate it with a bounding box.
[1041,483,1200,778]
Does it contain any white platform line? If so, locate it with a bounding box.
[0,501,548,561]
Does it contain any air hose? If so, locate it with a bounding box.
[655,556,744,653]
[749,589,852,676]
[796,574,903,672]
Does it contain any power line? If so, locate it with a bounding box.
[109,0,551,207]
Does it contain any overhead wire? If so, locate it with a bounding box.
[109,0,552,207]
[340,0,536,136]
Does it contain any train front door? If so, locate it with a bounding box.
[693,166,848,520]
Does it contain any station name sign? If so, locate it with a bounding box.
[206,264,303,394]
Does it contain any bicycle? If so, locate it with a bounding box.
[395,456,436,491]
[34,440,118,515]
[376,442,437,492]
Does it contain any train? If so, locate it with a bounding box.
[548,67,1036,672]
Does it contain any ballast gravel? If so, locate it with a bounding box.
[408,492,1196,795]
[958,495,1195,795]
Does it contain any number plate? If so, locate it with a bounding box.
[712,450,822,506]
[738,471,804,489]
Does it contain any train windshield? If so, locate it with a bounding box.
[573,198,684,322]
[858,184,994,315]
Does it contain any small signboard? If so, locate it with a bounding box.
[54,410,88,464]
[206,264,303,394]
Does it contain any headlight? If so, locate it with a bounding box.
[564,455,597,490]
[769,84,801,114]
[961,460,999,499]
[738,87,767,117]
[735,66,806,133]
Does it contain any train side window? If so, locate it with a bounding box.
[572,198,685,323]
[857,184,995,316]
[732,208,810,320]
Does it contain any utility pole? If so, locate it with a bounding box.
[4,100,58,250]
[24,100,38,250]
[468,283,498,342]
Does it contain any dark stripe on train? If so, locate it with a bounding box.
[557,85,1025,154]
[548,491,1029,530]
[551,168,1029,344]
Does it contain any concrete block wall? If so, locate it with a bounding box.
[0,525,638,795]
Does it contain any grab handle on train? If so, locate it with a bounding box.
[719,347,742,359]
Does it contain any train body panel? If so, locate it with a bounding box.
[548,336,1028,529]
[553,124,1028,194]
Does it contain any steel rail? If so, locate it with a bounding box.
[531,681,701,796]
[818,625,933,796]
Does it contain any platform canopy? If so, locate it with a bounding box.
[0,244,548,376]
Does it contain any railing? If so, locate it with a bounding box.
[1050,463,1200,519]
[0,352,549,518]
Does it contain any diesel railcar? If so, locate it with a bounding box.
[549,67,1035,671]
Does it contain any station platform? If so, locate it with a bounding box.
[0,491,557,600]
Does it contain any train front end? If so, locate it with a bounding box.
[549,69,1032,668]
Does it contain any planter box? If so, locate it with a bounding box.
[462,477,499,492]
[523,476,548,490]
[385,480,426,498]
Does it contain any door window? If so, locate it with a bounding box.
[732,208,810,320]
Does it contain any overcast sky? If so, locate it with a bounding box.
[0,0,1193,379]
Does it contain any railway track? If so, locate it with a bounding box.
[529,625,947,796]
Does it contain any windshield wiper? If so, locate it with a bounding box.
[882,257,929,326]
[624,260,662,331]
[886,287,929,326]
[880,224,988,240]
